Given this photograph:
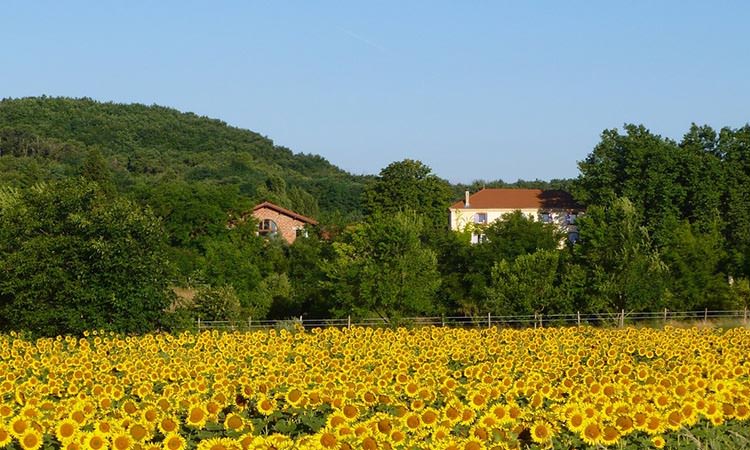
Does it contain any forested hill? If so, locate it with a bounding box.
[0,96,371,217]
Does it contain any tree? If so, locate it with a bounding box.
[321,211,441,320]
[660,220,732,311]
[201,222,265,312]
[361,159,454,230]
[486,249,566,316]
[80,147,114,196]
[462,210,563,313]
[193,285,242,322]
[718,125,750,277]
[572,198,667,312]
[280,233,334,318]
[0,179,173,336]
[574,124,687,245]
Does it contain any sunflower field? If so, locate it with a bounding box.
[0,326,748,450]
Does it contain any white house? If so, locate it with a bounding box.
[449,188,583,244]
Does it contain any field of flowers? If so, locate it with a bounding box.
[0,326,748,450]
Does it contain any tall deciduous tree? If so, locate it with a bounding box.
[361,159,454,230]
[322,211,441,320]
[463,211,562,313]
[573,197,667,312]
[486,249,566,316]
[718,125,750,277]
[0,179,173,336]
[575,125,686,245]
[660,220,733,310]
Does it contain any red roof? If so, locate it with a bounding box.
[450,189,581,210]
[252,201,318,225]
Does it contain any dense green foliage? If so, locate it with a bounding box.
[321,212,441,319]
[0,179,174,336]
[0,95,370,233]
[1,96,748,335]
[362,159,454,230]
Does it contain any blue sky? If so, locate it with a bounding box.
[2,1,749,183]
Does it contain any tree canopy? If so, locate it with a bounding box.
[1,97,748,333]
[0,179,174,336]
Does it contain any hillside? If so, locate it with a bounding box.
[0,96,370,217]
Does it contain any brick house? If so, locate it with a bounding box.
[449,189,583,244]
[249,201,318,244]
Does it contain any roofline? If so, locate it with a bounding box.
[450,188,583,210]
[448,206,582,211]
[253,201,319,225]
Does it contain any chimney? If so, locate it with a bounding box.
[464,190,471,208]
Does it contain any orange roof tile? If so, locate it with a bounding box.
[252,201,318,225]
[450,189,581,210]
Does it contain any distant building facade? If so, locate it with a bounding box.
[248,201,318,244]
[449,189,583,244]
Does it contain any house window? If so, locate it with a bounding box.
[540,212,552,223]
[258,219,278,236]
[566,213,577,225]
[474,213,487,224]
[568,231,579,244]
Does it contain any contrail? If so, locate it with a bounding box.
[338,27,387,53]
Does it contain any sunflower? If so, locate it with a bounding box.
[431,425,451,441]
[185,405,209,429]
[462,436,484,450]
[55,418,79,443]
[565,410,586,433]
[470,425,490,441]
[69,410,87,426]
[421,408,440,427]
[111,432,134,450]
[223,413,247,432]
[319,431,339,449]
[404,413,421,431]
[467,392,487,410]
[326,412,348,429]
[581,420,602,446]
[361,436,378,450]
[162,432,186,450]
[459,408,476,426]
[141,407,160,424]
[18,428,44,450]
[83,431,109,450]
[633,411,648,430]
[490,404,512,424]
[388,430,406,446]
[158,416,180,435]
[375,417,392,435]
[341,404,359,421]
[651,435,666,449]
[361,391,378,406]
[664,410,683,431]
[614,415,634,434]
[0,404,13,419]
[601,426,620,446]
[127,422,152,443]
[237,433,255,450]
[196,437,239,450]
[644,415,664,435]
[255,397,276,416]
[530,421,553,444]
[735,404,750,420]
[0,423,12,448]
[9,416,28,438]
[285,388,304,407]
